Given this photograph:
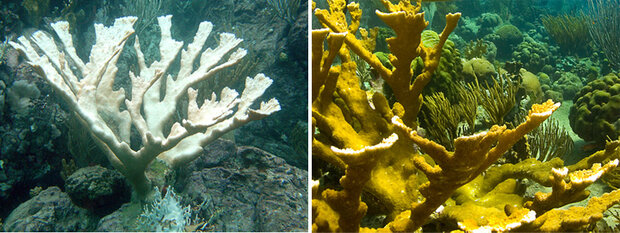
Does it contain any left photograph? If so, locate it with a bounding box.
[0,0,308,231]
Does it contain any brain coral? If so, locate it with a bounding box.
[552,72,584,100]
[476,13,502,37]
[520,68,544,104]
[512,37,556,74]
[462,57,496,85]
[569,73,620,144]
[489,24,523,58]
[477,12,502,28]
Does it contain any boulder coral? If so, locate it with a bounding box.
[520,68,544,105]
[569,73,620,145]
[489,24,523,58]
[477,12,502,37]
[552,72,584,101]
[512,37,556,74]
[462,57,496,84]
[477,12,502,28]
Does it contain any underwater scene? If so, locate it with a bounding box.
[312,0,619,232]
[0,0,307,231]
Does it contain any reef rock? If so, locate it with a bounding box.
[65,165,131,216]
[179,139,307,232]
[2,186,97,231]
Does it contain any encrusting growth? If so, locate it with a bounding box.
[10,15,280,198]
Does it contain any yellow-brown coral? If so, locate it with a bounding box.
[315,0,461,127]
[434,143,620,232]
[525,160,619,213]
[384,100,559,231]
[311,0,620,232]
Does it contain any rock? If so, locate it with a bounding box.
[95,202,142,232]
[179,139,307,232]
[286,0,308,64]
[64,165,131,216]
[2,186,97,231]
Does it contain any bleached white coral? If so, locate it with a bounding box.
[10,15,280,197]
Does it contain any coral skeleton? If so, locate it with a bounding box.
[9,15,280,198]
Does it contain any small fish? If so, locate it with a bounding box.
[582,142,604,151]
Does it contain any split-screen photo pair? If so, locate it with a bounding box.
[0,0,619,232]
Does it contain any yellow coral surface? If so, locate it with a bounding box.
[311,0,620,232]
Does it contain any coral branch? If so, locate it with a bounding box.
[386,100,559,232]
[10,15,279,198]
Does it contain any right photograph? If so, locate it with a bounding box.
[311,0,620,232]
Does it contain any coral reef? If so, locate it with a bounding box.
[572,57,601,82]
[135,187,191,232]
[527,118,574,162]
[92,139,307,232]
[412,30,463,101]
[21,0,49,27]
[312,0,620,232]
[312,0,460,231]
[433,139,620,232]
[476,12,502,37]
[476,72,519,126]
[454,16,479,42]
[0,51,69,217]
[420,89,476,151]
[6,80,40,115]
[569,73,620,145]
[0,3,21,41]
[478,12,502,28]
[464,39,488,60]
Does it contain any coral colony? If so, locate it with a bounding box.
[10,15,280,198]
[311,0,620,232]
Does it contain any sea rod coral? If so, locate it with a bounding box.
[312,0,620,232]
[9,15,280,198]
